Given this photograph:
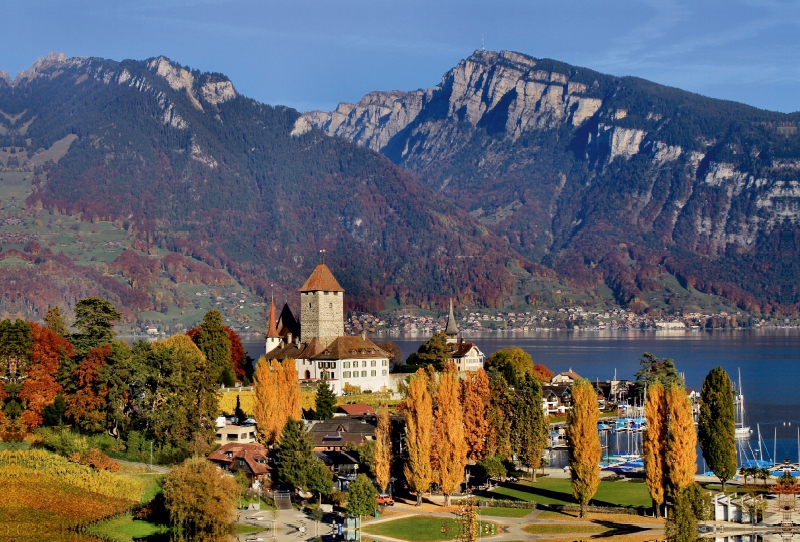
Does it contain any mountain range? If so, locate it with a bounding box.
[1,49,798,326]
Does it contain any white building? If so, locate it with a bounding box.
[262,264,391,395]
[444,299,485,375]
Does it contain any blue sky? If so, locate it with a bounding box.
[2,0,799,113]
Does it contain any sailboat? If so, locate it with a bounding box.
[734,369,752,438]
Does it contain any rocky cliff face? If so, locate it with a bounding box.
[305,50,800,311]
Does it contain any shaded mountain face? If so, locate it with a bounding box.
[0,52,531,313]
[305,49,800,313]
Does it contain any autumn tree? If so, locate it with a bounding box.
[404,368,433,505]
[374,407,392,493]
[225,326,251,381]
[566,378,601,518]
[44,306,69,338]
[666,384,697,493]
[512,373,548,481]
[644,380,667,517]
[532,364,554,383]
[19,323,73,429]
[66,345,112,432]
[485,369,514,460]
[376,340,402,369]
[253,357,301,445]
[406,332,451,371]
[162,457,237,539]
[461,368,491,461]
[698,367,737,492]
[194,310,232,383]
[434,367,468,506]
[484,347,533,386]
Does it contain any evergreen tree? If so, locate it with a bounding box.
[566,378,601,518]
[44,307,69,338]
[512,372,548,481]
[633,352,683,398]
[644,380,668,517]
[195,310,232,383]
[666,487,698,542]
[667,384,697,493]
[405,332,451,371]
[484,347,534,387]
[698,367,737,492]
[315,377,336,420]
[346,473,377,518]
[306,459,334,503]
[41,393,68,426]
[71,297,122,355]
[273,418,314,490]
[404,368,433,506]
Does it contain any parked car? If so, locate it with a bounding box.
[377,494,394,506]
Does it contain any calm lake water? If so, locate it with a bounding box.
[244,328,800,466]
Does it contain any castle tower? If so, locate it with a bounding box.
[445,298,459,344]
[265,299,282,353]
[299,263,344,346]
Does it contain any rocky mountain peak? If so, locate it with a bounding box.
[14,52,85,84]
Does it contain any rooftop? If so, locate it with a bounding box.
[299,263,345,293]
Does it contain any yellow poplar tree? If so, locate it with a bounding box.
[374,407,392,494]
[666,384,697,493]
[565,378,601,518]
[644,380,667,517]
[461,369,491,461]
[435,368,468,506]
[404,368,433,506]
[253,357,280,445]
[280,359,302,421]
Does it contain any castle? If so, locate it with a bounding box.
[262,263,391,395]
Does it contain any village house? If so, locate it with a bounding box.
[208,442,270,487]
[444,299,485,375]
[308,416,377,451]
[261,264,391,395]
[314,450,361,491]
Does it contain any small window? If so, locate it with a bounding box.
[361,370,367,377]
[362,361,367,368]
[308,302,312,308]
[343,371,351,378]
[371,360,376,367]
[329,303,333,308]
[344,361,350,368]
[371,370,376,377]
[382,360,388,366]
[382,370,387,376]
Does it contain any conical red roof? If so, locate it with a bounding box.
[266,299,280,338]
[298,263,344,293]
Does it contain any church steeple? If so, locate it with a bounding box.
[265,298,282,353]
[445,298,459,344]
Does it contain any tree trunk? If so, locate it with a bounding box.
[580,502,586,518]
[721,478,726,493]
[444,493,451,507]
[416,492,422,506]
[653,503,660,518]
[531,468,537,482]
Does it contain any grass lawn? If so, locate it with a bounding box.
[116,463,163,504]
[478,507,532,518]
[536,510,664,524]
[524,524,611,534]
[362,516,496,541]
[88,514,169,542]
[489,477,652,508]
[233,524,265,534]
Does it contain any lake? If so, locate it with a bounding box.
[244,328,800,466]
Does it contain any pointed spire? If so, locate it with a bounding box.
[445,298,459,338]
[266,298,280,338]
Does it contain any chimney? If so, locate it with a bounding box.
[287,332,292,343]
[361,330,366,340]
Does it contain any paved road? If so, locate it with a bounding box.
[115,458,172,474]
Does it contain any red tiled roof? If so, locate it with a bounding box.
[299,264,345,293]
[337,404,376,416]
[311,336,389,360]
[450,342,477,357]
[208,442,270,476]
[266,299,280,338]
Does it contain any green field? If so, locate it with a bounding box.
[478,506,532,518]
[362,516,496,541]
[88,514,169,542]
[488,477,652,509]
[523,524,611,534]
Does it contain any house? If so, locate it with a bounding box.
[215,424,258,445]
[541,385,572,415]
[314,450,361,490]
[208,443,270,487]
[444,299,484,375]
[308,417,376,451]
[551,368,581,385]
[336,404,376,417]
[262,264,391,395]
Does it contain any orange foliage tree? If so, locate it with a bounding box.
[253,358,301,445]
[20,323,73,429]
[403,368,433,506]
[461,368,491,461]
[66,345,111,433]
[434,367,468,506]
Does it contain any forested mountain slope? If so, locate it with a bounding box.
[305,50,800,313]
[0,52,532,318]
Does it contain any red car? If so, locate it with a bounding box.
[377,494,395,506]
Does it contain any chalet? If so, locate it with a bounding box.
[314,450,361,490]
[208,443,270,487]
[542,385,572,415]
[308,417,376,451]
[551,368,581,385]
[444,299,485,375]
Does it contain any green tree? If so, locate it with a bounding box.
[195,310,232,383]
[44,307,69,338]
[72,297,122,355]
[566,378,601,518]
[698,367,737,492]
[0,319,33,376]
[273,418,329,495]
[485,347,533,387]
[633,352,683,398]
[666,487,698,542]
[41,393,68,426]
[512,373,548,481]
[315,377,336,420]
[162,457,237,538]
[346,473,377,518]
[405,332,450,371]
[477,454,507,479]
[306,459,334,503]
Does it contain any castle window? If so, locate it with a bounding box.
[308,302,312,308]
[324,291,329,295]
[382,360,387,366]
[382,370,387,376]
[371,360,376,367]
[343,371,351,378]
[343,362,350,369]
[361,370,367,377]
[362,361,367,368]
[371,370,376,377]
[329,303,333,309]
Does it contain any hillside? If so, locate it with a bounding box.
[0,52,538,324]
[305,50,800,314]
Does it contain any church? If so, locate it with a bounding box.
[262,263,391,395]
